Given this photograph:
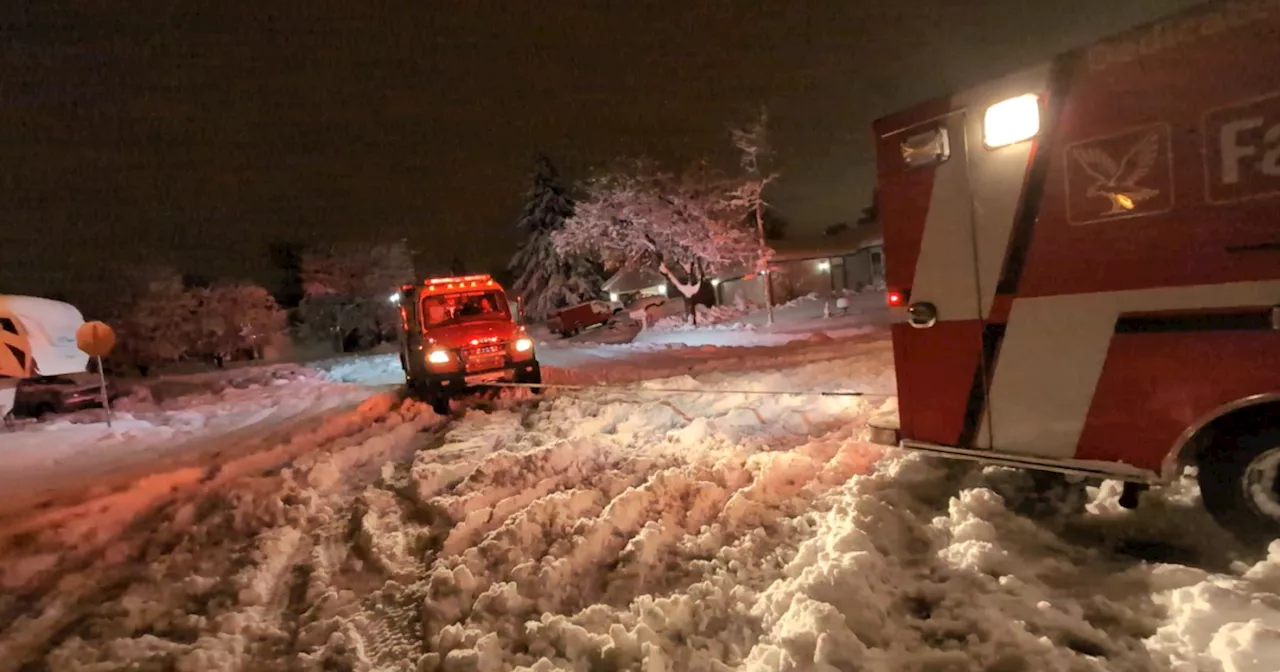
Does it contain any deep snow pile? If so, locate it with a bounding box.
[3,335,1279,671]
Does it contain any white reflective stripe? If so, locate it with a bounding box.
[984,280,1280,459]
[954,62,1052,319]
[908,111,982,321]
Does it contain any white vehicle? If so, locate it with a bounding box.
[0,295,90,419]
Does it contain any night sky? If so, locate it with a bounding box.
[2,0,1197,310]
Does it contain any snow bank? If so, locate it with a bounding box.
[313,352,406,386]
[0,374,374,506]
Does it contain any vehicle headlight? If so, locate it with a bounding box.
[514,337,533,353]
[983,93,1040,149]
[427,349,451,364]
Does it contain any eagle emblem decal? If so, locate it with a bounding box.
[1064,124,1173,224]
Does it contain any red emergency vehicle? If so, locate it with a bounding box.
[869,0,1280,542]
[396,274,542,414]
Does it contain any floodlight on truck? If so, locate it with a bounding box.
[983,94,1040,148]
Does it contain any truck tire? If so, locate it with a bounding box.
[408,381,451,416]
[1198,426,1280,546]
[517,367,543,395]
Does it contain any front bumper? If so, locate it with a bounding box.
[410,359,541,396]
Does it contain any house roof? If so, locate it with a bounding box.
[767,221,883,262]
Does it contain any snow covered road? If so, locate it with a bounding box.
[0,366,378,520]
[3,332,1280,671]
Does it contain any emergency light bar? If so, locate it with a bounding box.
[427,274,493,285]
[419,274,498,294]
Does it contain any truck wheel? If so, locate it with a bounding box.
[1198,426,1280,546]
[408,381,451,416]
[518,367,543,395]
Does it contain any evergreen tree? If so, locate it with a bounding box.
[508,155,605,320]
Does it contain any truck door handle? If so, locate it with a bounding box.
[907,302,938,329]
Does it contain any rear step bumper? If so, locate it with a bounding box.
[866,423,1157,483]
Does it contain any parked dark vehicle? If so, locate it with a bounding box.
[11,375,119,419]
[547,301,613,337]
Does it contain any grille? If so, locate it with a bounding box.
[463,342,506,372]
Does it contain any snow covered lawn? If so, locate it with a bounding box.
[2,331,1279,671]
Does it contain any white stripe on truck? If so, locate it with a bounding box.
[983,280,1280,459]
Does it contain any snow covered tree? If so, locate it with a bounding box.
[113,272,288,371]
[191,284,286,365]
[298,241,413,351]
[115,271,201,373]
[729,107,780,323]
[508,155,606,320]
[554,158,767,324]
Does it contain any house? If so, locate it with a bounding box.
[716,221,884,306]
[598,220,884,309]
[601,266,670,304]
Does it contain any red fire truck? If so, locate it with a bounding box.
[396,274,542,415]
[869,0,1280,542]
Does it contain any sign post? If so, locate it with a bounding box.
[75,321,117,428]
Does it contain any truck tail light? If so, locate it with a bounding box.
[427,350,451,364]
[887,291,905,307]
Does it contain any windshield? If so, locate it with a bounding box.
[420,290,510,328]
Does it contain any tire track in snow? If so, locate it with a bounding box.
[303,353,894,670]
[0,391,449,671]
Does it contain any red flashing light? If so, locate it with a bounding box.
[887,291,905,307]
